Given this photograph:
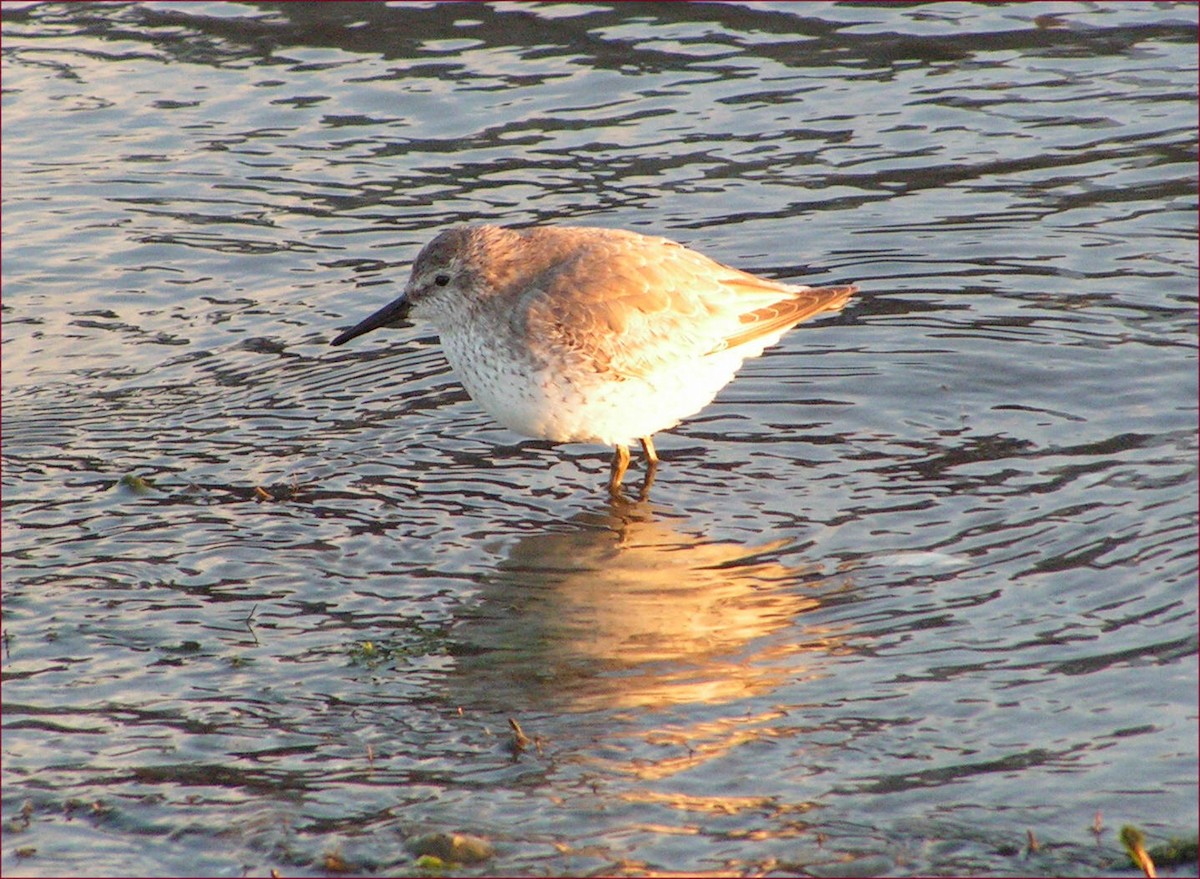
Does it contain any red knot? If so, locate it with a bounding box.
[332,224,856,496]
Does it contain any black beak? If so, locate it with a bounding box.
[330,293,411,346]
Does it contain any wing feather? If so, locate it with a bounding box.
[515,227,855,379]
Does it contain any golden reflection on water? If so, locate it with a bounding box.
[449,499,848,714]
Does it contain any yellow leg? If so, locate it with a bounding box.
[609,444,631,496]
[639,436,659,466]
[637,436,658,499]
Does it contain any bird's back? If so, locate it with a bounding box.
[498,226,855,379]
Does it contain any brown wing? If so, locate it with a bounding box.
[517,227,855,378]
[716,277,856,353]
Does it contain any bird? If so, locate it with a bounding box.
[330,224,855,496]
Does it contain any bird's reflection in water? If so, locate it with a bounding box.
[448,499,847,714]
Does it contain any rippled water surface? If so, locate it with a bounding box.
[3,2,1197,876]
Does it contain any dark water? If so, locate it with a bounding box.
[2,2,1197,876]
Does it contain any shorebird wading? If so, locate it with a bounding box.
[331,224,855,496]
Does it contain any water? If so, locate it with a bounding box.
[2,2,1197,876]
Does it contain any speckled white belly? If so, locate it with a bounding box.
[439,328,743,446]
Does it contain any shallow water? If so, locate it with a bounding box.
[2,2,1197,876]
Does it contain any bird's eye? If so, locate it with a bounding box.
[434,273,451,287]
